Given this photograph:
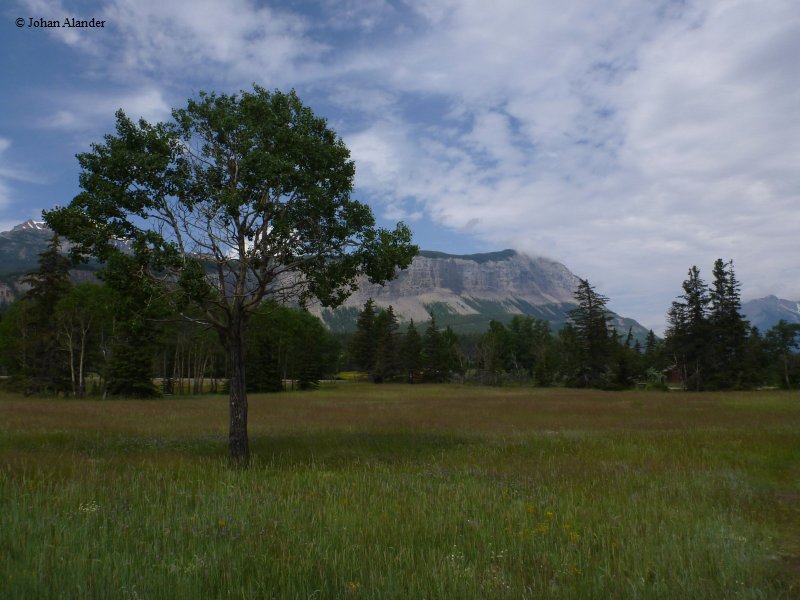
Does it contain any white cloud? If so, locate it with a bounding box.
[96,0,324,87]
[10,0,800,331]
[335,0,800,331]
[0,137,43,213]
[41,88,171,131]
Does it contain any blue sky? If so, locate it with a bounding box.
[1,0,799,332]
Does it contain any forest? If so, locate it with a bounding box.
[1,237,798,397]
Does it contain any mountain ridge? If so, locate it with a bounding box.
[0,221,646,338]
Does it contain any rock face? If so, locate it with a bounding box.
[311,249,580,327]
[742,295,800,331]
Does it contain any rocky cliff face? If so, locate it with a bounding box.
[310,249,580,327]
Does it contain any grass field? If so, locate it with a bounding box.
[1,384,799,598]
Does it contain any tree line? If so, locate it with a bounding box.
[0,236,342,397]
[347,263,800,390]
[3,242,799,394]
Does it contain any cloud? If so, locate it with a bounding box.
[90,0,323,87]
[0,138,13,212]
[40,87,171,131]
[336,0,800,331]
[0,137,44,213]
[11,0,800,332]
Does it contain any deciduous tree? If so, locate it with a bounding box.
[44,86,417,466]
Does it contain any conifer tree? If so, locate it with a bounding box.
[351,299,377,374]
[665,266,710,390]
[373,305,399,382]
[422,315,447,381]
[401,319,422,379]
[20,235,72,394]
[568,279,614,388]
[707,259,749,388]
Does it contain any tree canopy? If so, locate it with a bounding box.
[44,86,417,465]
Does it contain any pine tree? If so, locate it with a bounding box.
[568,279,614,388]
[373,305,399,383]
[351,299,377,375]
[401,319,422,380]
[20,234,72,394]
[665,266,710,390]
[422,315,447,381]
[707,259,749,388]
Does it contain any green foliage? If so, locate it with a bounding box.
[400,319,423,376]
[14,235,72,394]
[566,279,614,388]
[351,298,377,375]
[764,320,800,389]
[665,261,756,390]
[43,85,417,464]
[372,306,400,383]
[246,303,338,392]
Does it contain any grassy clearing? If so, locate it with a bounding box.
[1,385,799,598]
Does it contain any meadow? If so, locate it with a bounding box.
[1,384,798,599]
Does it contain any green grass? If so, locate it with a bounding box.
[1,385,799,598]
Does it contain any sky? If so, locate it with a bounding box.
[1,0,798,333]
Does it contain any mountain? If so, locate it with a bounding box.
[0,220,98,305]
[0,221,649,338]
[742,295,800,331]
[311,249,650,339]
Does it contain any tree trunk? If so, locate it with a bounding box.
[227,318,250,467]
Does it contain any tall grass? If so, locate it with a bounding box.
[1,385,798,598]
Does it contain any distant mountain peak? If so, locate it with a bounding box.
[742,295,800,331]
[11,219,48,232]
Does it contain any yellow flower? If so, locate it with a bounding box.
[346,581,361,595]
[545,511,553,520]
[218,519,226,528]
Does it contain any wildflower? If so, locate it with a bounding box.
[218,518,226,528]
[78,501,100,514]
[545,511,553,520]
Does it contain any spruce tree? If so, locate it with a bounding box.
[373,305,399,383]
[665,266,710,390]
[351,299,377,375]
[708,259,749,388]
[20,234,72,394]
[401,319,422,380]
[568,279,614,388]
[422,315,446,381]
